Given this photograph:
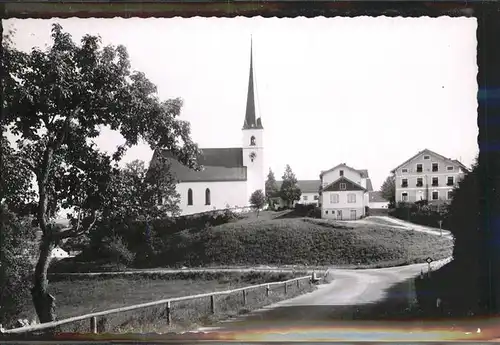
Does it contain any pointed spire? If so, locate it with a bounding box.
[243,36,263,130]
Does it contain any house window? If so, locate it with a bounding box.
[250,136,256,146]
[340,170,344,176]
[402,168,408,173]
[418,190,424,200]
[402,192,408,202]
[325,210,328,215]
[347,193,356,203]
[447,190,453,200]
[447,176,454,186]
[340,183,346,190]
[314,195,319,200]
[447,166,454,171]
[424,155,430,160]
[205,188,211,205]
[416,178,423,187]
[303,195,308,201]
[432,163,439,172]
[432,191,439,200]
[330,194,339,203]
[401,178,408,188]
[187,188,193,206]
[416,164,423,173]
[432,177,439,187]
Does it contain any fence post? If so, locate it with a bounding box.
[242,290,247,305]
[90,317,97,334]
[284,282,288,295]
[166,301,171,325]
[210,295,215,314]
[266,284,270,297]
[296,279,300,288]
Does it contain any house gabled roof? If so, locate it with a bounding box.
[319,163,370,179]
[365,178,374,192]
[390,149,470,173]
[369,191,388,203]
[274,180,321,194]
[150,148,247,183]
[322,176,367,192]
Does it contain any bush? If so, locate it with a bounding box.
[389,202,450,230]
[102,235,135,266]
[83,209,242,267]
[0,206,37,328]
[293,203,316,217]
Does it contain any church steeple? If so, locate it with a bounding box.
[243,37,263,130]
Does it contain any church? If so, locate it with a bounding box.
[149,42,266,216]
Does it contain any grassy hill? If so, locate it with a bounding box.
[159,217,453,268]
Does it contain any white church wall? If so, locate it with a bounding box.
[177,180,249,216]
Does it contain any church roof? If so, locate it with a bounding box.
[154,148,247,182]
[242,38,264,130]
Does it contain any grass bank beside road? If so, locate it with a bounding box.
[17,271,315,333]
[158,217,453,268]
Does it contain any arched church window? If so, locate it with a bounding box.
[250,136,256,146]
[205,188,211,205]
[187,189,193,206]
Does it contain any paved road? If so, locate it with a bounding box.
[197,258,452,337]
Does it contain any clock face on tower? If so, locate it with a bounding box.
[249,151,257,162]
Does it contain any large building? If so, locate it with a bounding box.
[391,148,469,204]
[319,163,374,220]
[149,42,266,216]
[273,180,322,207]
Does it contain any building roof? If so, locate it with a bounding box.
[369,191,388,203]
[275,180,321,194]
[390,149,470,173]
[365,178,374,192]
[320,163,370,179]
[153,148,248,182]
[323,176,367,192]
[242,38,263,130]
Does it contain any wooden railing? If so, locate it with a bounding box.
[1,273,323,335]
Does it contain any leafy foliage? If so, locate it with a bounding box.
[279,165,302,208]
[249,189,266,214]
[447,158,480,267]
[380,175,396,207]
[0,206,37,328]
[265,169,279,203]
[2,24,199,322]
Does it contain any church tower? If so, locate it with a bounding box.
[241,38,266,203]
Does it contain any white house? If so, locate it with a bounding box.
[368,191,390,209]
[149,41,266,216]
[391,148,469,204]
[273,180,321,207]
[319,163,373,220]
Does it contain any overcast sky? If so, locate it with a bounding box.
[7,17,478,190]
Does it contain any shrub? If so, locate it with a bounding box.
[293,203,316,217]
[103,235,135,266]
[0,206,37,328]
[389,202,450,230]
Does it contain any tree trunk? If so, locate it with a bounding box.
[31,233,56,323]
[32,145,57,323]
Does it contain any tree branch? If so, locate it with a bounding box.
[55,209,98,240]
[53,107,81,150]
